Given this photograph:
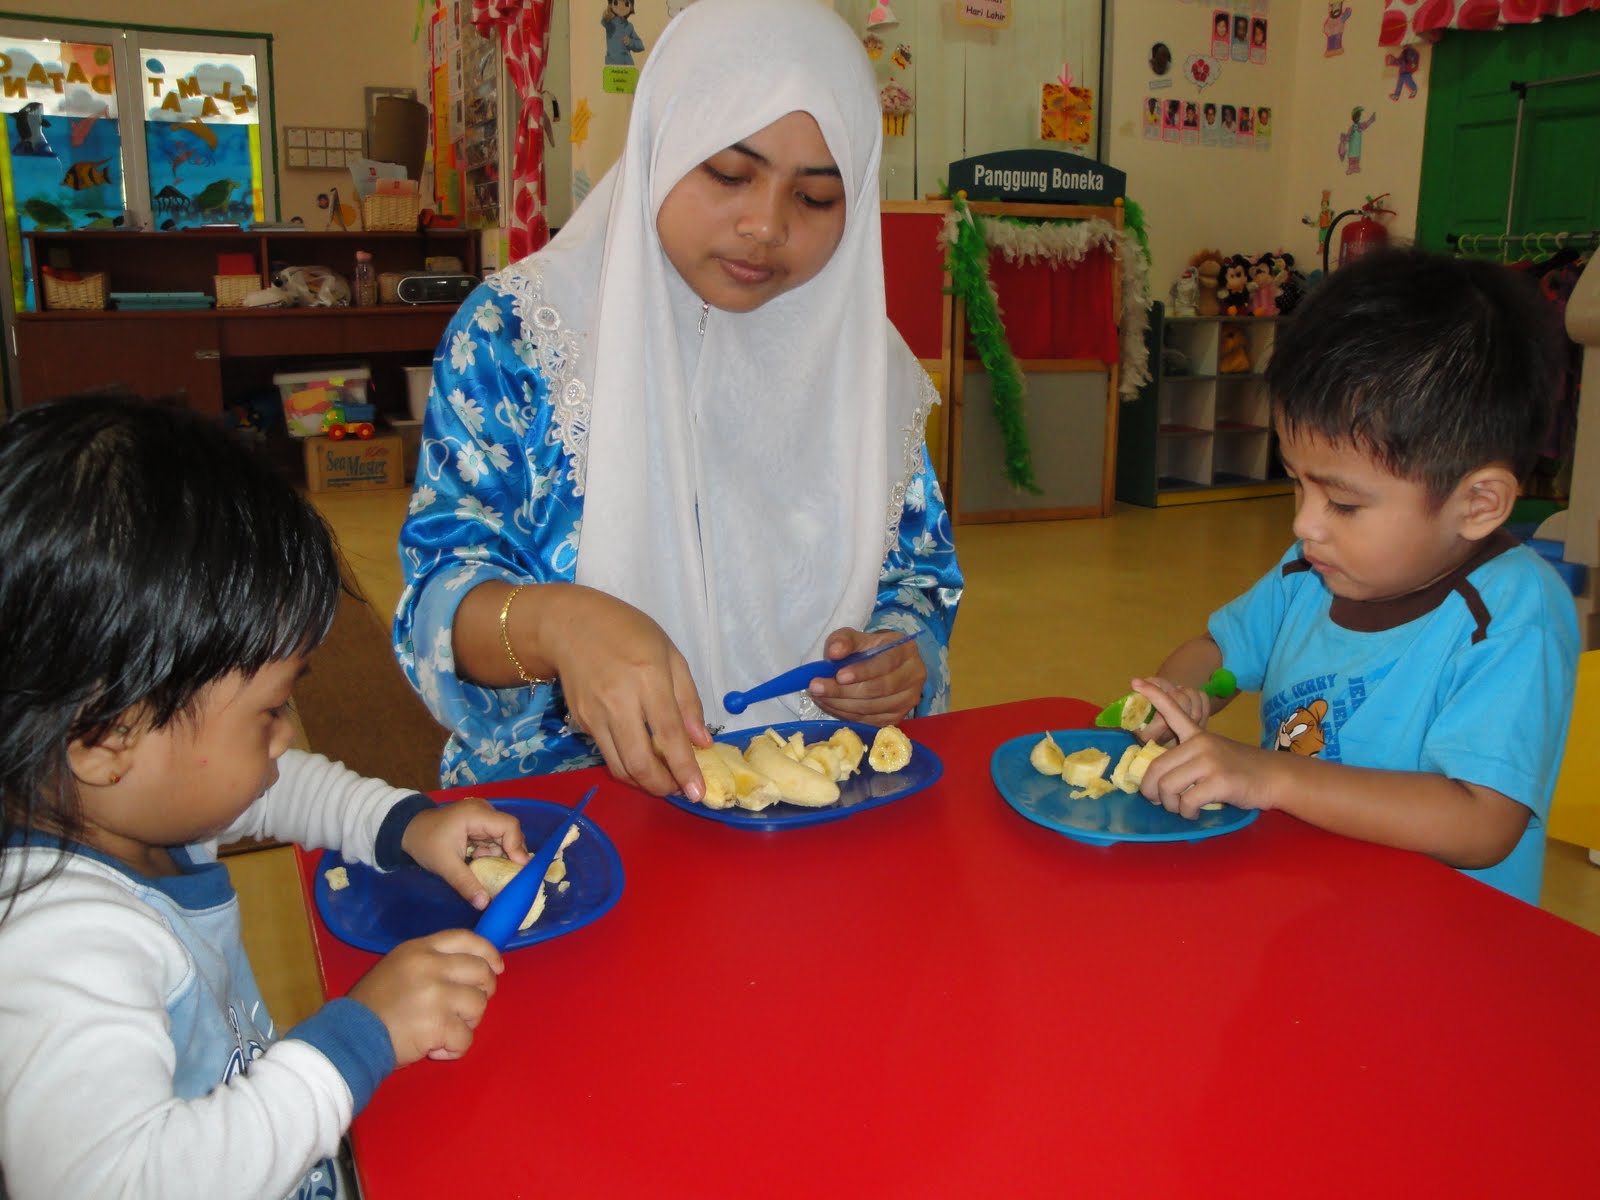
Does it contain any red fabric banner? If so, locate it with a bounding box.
[1381,0,1599,45]
[472,0,554,260]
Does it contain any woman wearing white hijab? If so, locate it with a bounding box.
[396,0,962,797]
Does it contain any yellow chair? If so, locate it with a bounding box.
[1550,649,1600,852]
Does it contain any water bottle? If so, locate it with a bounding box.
[353,249,377,307]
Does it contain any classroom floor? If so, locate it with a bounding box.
[230,489,1600,1030]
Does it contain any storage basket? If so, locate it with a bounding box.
[378,271,407,305]
[213,274,261,308]
[361,193,421,232]
[41,268,108,311]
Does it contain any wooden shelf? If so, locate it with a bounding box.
[15,229,480,415]
[1116,302,1282,507]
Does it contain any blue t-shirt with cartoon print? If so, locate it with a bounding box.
[1209,531,1579,904]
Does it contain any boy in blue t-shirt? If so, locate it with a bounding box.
[1129,247,1579,903]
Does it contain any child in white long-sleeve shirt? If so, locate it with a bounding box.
[0,396,530,1199]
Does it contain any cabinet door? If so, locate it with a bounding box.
[16,317,223,412]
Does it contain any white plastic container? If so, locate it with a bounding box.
[404,364,433,422]
[275,366,372,438]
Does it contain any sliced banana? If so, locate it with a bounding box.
[1070,777,1115,800]
[1061,746,1111,788]
[1029,732,1066,776]
[469,856,545,932]
[868,725,913,773]
[692,744,738,809]
[1109,741,1167,794]
[827,727,867,778]
[1119,693,1155,731]
[800,743,843,781]
[746,737,841,806]
[710,742,782,811]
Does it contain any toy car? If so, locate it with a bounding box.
[321,405,375,440]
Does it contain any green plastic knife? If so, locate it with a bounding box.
[1094,668,1238,729]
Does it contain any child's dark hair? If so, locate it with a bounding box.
[0,395,343,871]
[1266,245,1559,505]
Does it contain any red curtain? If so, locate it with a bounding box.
[1381,0,1599,45]
[980,248,1118,363]
[472,0,554,260]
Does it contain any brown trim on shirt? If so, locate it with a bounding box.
[1280,527,1518,637]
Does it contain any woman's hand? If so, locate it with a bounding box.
[545,587,713,800]
[808,628,924,726]
[402,798,530,910]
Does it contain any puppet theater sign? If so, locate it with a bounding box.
[947,149,1126,207]
[941,151,1149,492]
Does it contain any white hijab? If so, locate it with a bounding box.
[507,0,932,729]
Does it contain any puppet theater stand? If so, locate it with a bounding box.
[881,197,1130,523]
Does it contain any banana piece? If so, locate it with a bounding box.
[1109,741,1167,794]
[1029,732,1066,776]
[800,743,843,781]
[784,732,807,761]
[470,855,548,932]
[745,736,841,807]
[1061,747,1111,789]
[692,745,738,810]
[1119,693,1154,731]
[868,725,913,773]
[1070,777,1116,800]
[710,741,783,811]
[827,727,866,778]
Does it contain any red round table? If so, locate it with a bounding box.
[298,698,1600,1197]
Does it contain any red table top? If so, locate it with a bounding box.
[298,698,1600,1197]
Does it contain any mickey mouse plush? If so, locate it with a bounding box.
[1218,254,1252,315]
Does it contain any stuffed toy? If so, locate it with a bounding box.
[1218,255,1252,315]
[1275,251,1309,316]
[1248,252,1279,316]
[1190,249,1223,316]
[1217,323,1251,373]
[1168,267,1199,317]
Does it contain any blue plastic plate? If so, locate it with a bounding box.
[991,729,1259,845]
[664,719,943,829]
[314,798,624,953]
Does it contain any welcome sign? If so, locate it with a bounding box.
[947,150,1125,206]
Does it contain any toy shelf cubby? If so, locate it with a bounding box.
[1116,303,1293,507]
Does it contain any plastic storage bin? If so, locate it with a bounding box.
[275,366,372,438]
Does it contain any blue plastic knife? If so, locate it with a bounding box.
[473,786,596,950]
[722,633,918,715]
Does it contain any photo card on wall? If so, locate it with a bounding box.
[1210,9,1231,60]
[1162,97,1183,143]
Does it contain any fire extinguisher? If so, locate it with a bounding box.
[1325,193,1395,273]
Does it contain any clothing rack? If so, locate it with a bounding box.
[1445,229,1598,261]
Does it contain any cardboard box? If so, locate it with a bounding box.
[275,366,372,438]
[303,433,406,493]
[389,417,423,482]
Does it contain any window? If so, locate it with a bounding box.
[0,18,274,311]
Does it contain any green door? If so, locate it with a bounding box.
[1416,12,1600,252]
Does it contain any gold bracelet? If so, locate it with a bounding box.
[498,583,555,688]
